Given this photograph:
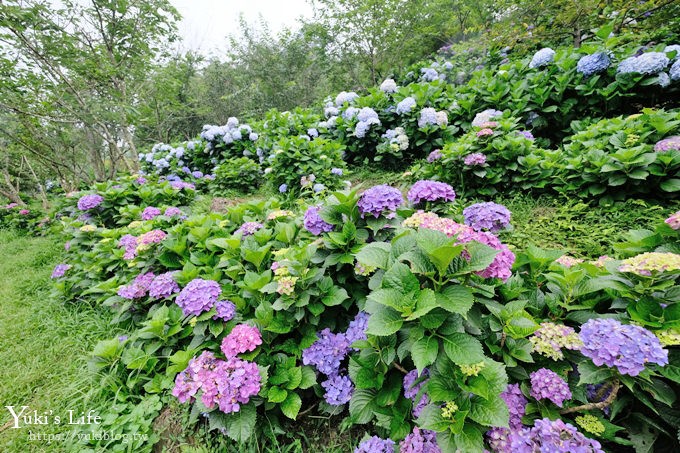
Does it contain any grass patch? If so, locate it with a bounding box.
[0,230,118,452]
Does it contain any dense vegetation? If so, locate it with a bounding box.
[2,1,680,452]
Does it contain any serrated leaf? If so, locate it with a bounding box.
[468,395,509,427]
[366,306,403,336]
[437,284,474,315]
[280,392,302,419]
[412,335,439,374]
[442,333,485,365]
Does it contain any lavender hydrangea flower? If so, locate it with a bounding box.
[175,278,221,316]
[530,368,572,407]
[141,206,161,220]
[220,324,262,358]
[357,185,403,218]
[170,181,195,190]
[302,328,350,375]
[617,52,669,75]
[658,72,671,87]
[355,436,395,453]
[119,234,138,260]
[118,272,155,300]
[486,383,528,452]
[463,202,511,232]
[214,300,236,321]
[427,149,443,162]
[464,153,487,166]
[396,97,416,115]
[579,318,668,376]
[421,67,439,81]
[509,418,604,453]
[77,194,103,210]
[164,207,184,218]
[407,180,456,205]
[345,312,369,346]
[380,78,398,93]
[471,109,502,127]
[321,374,354,405]
[137,229,167,247]
[403,368,430,417]
[655,136,680,152]
[355,108,381,138]
[417,108,438,128]
[236,222,263,237]
[303,205,334,235]
[518,130,534,140]
[577,52,611,77]
[279,184,288,193]
[51,264,71,279]
[399,427,441,453]
[529,48,555,69]
[331,167,343,176]
[148,272,180,299]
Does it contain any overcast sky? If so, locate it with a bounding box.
[172,0,314,55]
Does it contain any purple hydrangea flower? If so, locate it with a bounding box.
[164,207,184,218]
[141,206,162,221]
[463,202,512,233]
[357,185,403,218]
[170,181,196,190]
[304,205,334,235]
[321,374,354,405]
[137,229,167,246]
[355,436,395,453]
[175,278,222,316]
[214,300,236,321]
[486,383,528,452]
[579,318,668,376]
[118,272,155,300]
[331,167,343,176]
[279,183,288,193]
[148,271,180,299]
[407,180,456,205]
[220,324,262,358]
[119,234,138,260]
[464,153,487,166]
[302,328,350,376]
[192,171,204,179]
[655,136,680,152]
[530,368,572,407]
[77,194,103,210]
[427,149,443,162]
[518,130,534,140]
[509,418,604,453]
[403,368,430,417]
[236,222,263,237]
[51,264,71,279]
[399,427,441,453]
[345,312,369,346]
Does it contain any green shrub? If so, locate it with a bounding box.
[214,157,262,192]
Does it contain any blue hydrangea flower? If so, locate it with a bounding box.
[577,52,611,77]
[417,108,438,128]
[617,52,669,75]
[355,436,395,453]
[664,44,680,60]
[421,67,439,81]
[380,78,397,93]
[670,60,680,81]
[335,91,359,106]
[343,107,359,120]
[396,97,416,115]
[529,48,555,69]
[658,72,671,87]
[279,184,288,193]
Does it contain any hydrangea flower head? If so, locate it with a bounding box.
[427,149,443,162]
[164,207,184,218]
[463,202,511,232]
[655,136,680,152]
[380,78,398,93]
[214,299,236,321]
[418,108,438,128]
[399,427,441,453]
[530,322,583,360]
[345,312,369,346]
[302,328,349,376]
[510,418,603,453]
[221,324,262,358]
[357,185,403,218]
[617,52,669,75]
[665,210,680,229]
[396,97,416,115]
[619,252,680,276]
[148,272,180,299]
[304,205,334,235]
[118,272,155,300]
[77,194,103,210]
[335,91,359,106]
[137,229,167,247]
[577,52,611,77]
[407,180,456,205]
[321,374,354,405]
[51,264,71,279]
[556,255,585,268]
[175,278,221,316]
[141,206,161,221]
[421,67,439,81]
[530,368,572,407]
[236,222,263,237]
[464,153,487,166]
[403,368,430,417]
[355,436,395,453]
[472,109,502,127]
[579,318,668,376]
[529,48,556,69]
[671,59,680,81]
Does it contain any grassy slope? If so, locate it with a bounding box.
[0,230,117,452]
